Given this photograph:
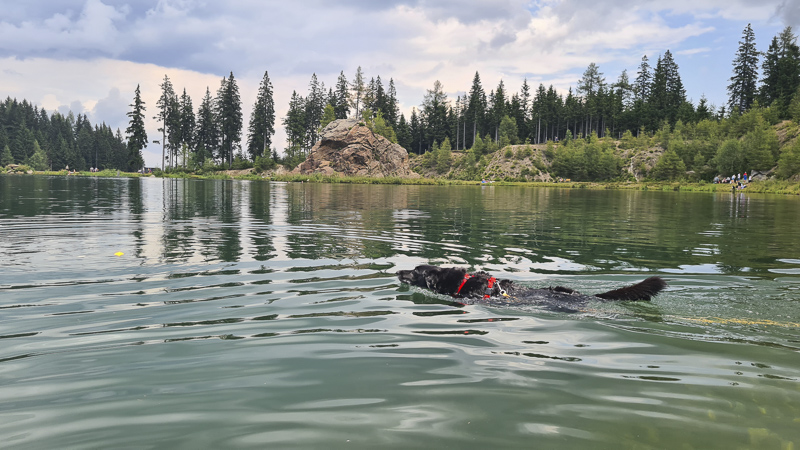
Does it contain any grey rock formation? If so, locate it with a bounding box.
[294,119,419,178]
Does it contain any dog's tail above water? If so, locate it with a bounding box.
[595,276,667,301]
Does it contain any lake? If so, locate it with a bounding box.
[1,175,799,449]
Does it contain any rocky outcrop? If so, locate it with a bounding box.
[293,118,419,178]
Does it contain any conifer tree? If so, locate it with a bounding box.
[363,77,377,115]
[409,108,423,154]
[385,79,399,127]
[216,72,243,167]
[247,70,276,160]
[319,104,336,130]
[396,113,412,151]
[179,89,195,165]
[519,78,531,140]
[1,144,12,166]
[304,73,326,149]
[728,24,760,114]
[195,87,218,164]
[349,66,366,118]
[27,140,48,170]
[488,80,508,141]
[166,92,181,167]
[499,115,518,146]
[465,72,487,148]
[283,90,307,155]
[154,75,175,170]
[125,84,147,171]
[436,137,452,173]
[421,80,449,150]
[0,126,8,160]
[650,50,686,125]
[334,71,350,119]
[633,55,653,131]
[761,26,800,118]
[634,55,652,101]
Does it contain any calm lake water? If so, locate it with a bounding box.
[1,175,799,449]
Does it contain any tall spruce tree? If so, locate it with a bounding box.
[650,50,686,125]
[247,70,276,161]
[385,79,399,127]
[283,90,307,158]
[761,26,800,118]
[488,80,508,142]
[633,55,653,131]
[372,76,387,118]
[634,55,652,101]
[409,108,422,154]
[396,113,412,151]
[465,71,487,148]
[154,75,176,170]
[421,80,449,150]
[304,73,326,149]
[363,77,377,115]
[125,84,147,171]
[334,71,350,119]
[349,66,366,118]
[519,78,531,141]
[179,88,195,166]
[216,72,243,167]
[728,24,760,114]
[166,92,181,167]
[195,88,217,164]
[577,63,605,136]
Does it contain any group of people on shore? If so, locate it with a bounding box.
[714,172,750,189]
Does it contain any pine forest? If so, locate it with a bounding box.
[3,25,800,182]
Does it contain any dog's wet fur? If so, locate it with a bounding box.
[397,265,667,310]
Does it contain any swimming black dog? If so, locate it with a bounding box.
[397,265,667,309]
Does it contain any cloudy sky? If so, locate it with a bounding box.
[2,0,799,166]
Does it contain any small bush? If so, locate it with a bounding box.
[254,155,277,173]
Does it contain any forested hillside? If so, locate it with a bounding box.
[0,98,132,171]
[2,24,800,181]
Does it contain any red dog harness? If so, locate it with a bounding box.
[454,274,498,299]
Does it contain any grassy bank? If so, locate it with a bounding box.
[5,167,800,195]
[192,172,800,194]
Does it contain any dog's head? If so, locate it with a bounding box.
[397,265,438,288]
[397,265,468,295]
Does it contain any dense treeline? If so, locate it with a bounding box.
[277,25,800,182]
[282,68,400,167]
[0,97,131,171]
[403,24,800,182]
[149,71,275,171]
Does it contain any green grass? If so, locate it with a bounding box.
[9,168,800,195]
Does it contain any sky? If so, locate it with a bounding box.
[2,0,799,167]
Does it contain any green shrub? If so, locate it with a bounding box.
[254,155,277,173]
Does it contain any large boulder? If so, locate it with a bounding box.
[293,118,419,178]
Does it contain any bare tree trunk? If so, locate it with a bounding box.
[537,116,541,144]
[456,119,459,151]
[161,128,165,171]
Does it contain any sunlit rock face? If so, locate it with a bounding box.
[294,118,419,178]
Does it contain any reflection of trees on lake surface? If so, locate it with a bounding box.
[2,176,799,275]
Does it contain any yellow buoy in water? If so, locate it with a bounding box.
[114,252,124,257]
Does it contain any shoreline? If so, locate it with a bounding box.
[4,169,799,196]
